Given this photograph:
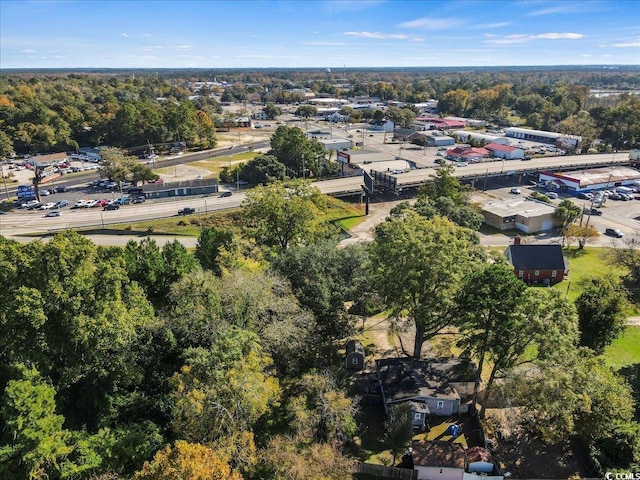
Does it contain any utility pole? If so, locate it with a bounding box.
[1,163,9,200]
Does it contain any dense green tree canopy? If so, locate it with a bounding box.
[242,180,325,252]
[576,276,628,354]
[371,211,484,357]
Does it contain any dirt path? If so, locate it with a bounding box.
[339,198,408,247]
[627,316,640,325]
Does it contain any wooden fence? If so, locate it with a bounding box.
[355,462,417,479]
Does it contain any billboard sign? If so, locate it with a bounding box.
[337,150,350,164]
[363,170,374,194]
[17,185,36,199]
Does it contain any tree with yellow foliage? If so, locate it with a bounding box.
[134,440,242,480]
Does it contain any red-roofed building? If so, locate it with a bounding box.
[486,143,525,160]
[446,147,490,163]
[415,117,467,130]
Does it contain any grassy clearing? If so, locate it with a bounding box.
[335,214,367,231]
[601,326,640,370]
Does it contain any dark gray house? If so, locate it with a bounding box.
[345,340,365,371]
[376,358,477,431]
[505,242,568,285]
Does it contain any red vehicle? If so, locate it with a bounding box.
[97,199,110,207]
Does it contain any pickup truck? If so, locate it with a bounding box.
[178,207,195,216]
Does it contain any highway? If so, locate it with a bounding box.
[0,152,635,239]
[382,153,632,190]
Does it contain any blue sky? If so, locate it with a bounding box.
[1,0,639,68]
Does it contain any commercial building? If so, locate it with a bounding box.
[505,127,581,150]
[408,131,455,146]
[368,120,394,132]
[142,179,219,199]
[538,166,640,193]
[486,143,525,160]
[453,130,509,145]
[446,147,490,163]
[317,138,353,151]
[481,197,556,233]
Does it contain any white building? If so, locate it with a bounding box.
[505,127,581,150]
[453,130,509,145]
[486,143,525,160]
[368,120,394,132]
[538,166,640,193]
[317,138,353,151]
[413,441,465,480]
[327,112,350,123]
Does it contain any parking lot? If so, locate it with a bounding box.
[473,175,640,241]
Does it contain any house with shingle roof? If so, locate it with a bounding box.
[376,358,477,431]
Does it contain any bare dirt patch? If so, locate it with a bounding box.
[483,408,594,478]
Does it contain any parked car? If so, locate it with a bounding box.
[54,199,69,208]
[584,207,602,216]
[219,191,232,198]
[510,188,521,195]
[39,202,57,210]
[45,210,61,217]
[178,207,195,216]
[21,199,40,209]
[131,196,146,203]
[71,200,88,209]
[103,204,120,211]
[546,192,558,199]
[605,228,624,238]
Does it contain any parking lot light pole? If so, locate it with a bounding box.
[100,211,104,228]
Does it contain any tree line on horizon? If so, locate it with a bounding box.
[1,68,639,160]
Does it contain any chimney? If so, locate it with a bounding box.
[514,236,521,245]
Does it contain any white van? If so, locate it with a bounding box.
[615,186,634,195]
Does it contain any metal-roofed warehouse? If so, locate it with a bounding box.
[539,166,640,193]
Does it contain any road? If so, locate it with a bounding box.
[1,135,637,240]
[3,141,271,197]
[0,176,370,238]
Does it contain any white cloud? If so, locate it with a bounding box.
[121,33,129,38]
[611,39,640,48]
[397,17,462,30]
[344,31,422,41]
[535,33,584,40]
[474,22,511,29]
[526,4,578,16]
[140,45,163,51]
[171,45,193,51]
[485,32,585,44]
[20,49,37,54]
[142,33,152,37]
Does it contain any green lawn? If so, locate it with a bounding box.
[553,247,627,302]
[601,326,640,370]
[335,214,367,231]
